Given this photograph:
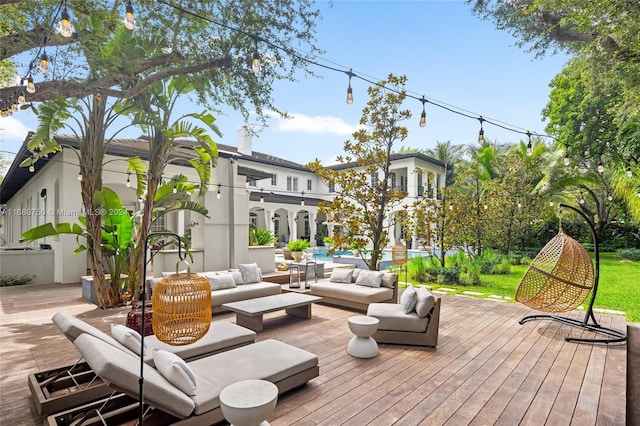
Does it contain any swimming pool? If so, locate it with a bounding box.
[307,247,435,264]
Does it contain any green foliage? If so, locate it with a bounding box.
[617,249,640,261]
[287,239,310,251]
[407,256,430,283]
[460,262,482,286]
[249,227,278,246]
[0,274,35,287]
[494,258,512,275]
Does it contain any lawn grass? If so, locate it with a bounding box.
[403,253,640,323]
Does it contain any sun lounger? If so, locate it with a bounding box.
[29,312,256,416]
[49,334,319,425]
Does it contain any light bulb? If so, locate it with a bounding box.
[17,91,25,105]
[172,185,177,194]
[124,1,136,30]
[483,204,488,210]
[607,194,613,201]
[39,52,49,74]
[563,154,570,166]
[57,8,74,37]
[526,142,532,156]
[478,128,484,143]
[126,174,131,188]
[12,101,18,112]
[517,201,522,209]
[29,164,35,173]
[448,204,453,211]
[346,86,353,105]
[627,166,633,178]
[26,77,35,94]
[597,162,604,173]
[77,172,82,181]
[549,200,554,207]
[252,51,261,76]
[579,196,585,204]
[217,186,221,199]
[419,111,426,128]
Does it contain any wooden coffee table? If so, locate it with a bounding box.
[222,293,322,332]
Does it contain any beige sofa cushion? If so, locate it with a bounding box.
[330,268,354,283]
[415,287,436,318]
[354,270,383,288]
[367,303,429,333]
[210,282,281,307]
[311,282,393,304]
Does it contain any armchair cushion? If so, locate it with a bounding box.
[400,285,418,314]
[153,349,198,396]
[415,287,437,318]
[355,270,384,288]
[367,303,429,333]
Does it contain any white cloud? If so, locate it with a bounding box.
[0,116,31,154]
[273,113,360,135]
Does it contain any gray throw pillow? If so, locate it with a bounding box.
[206,273,236,291]
[351,268,362,283]
[400,285,418,314]
[354,270,384,288]
[381,273,396,289]
[414,287,436,318]
[239,263,262,284]
[228,269,245,285]
[329,268,354,283]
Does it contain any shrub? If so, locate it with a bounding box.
[494,258,512,275]
[520,256,533,265]
[249,227,277,246]
[287,239,310,251]
[0,274,35,287]
[408,256,430,283]
[460,262,481,285]
[617,248,640,261]
[508,254,523,265]
[479,260,496,274]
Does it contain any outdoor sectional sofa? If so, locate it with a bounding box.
[153,263,281,315]
[310,268,398,311]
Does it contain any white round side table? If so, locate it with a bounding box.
[347,316,379,358]
[219,379,278,426]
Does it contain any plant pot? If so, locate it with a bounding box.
[291,251,304,262]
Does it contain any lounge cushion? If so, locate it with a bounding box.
[188,339,318,415]
[53,312,126,349]
[415,287,436,318]
[206,273,236,291]
[311,282,393,304]
[400,285,418,314]
[367,303,429,333]
[153,350,198,396]
[111,324,146,356]
[330,268,354,283]
[381,272,396,289]
[74,333,196,418]
[239,263,262,284]
[355,270,383,288]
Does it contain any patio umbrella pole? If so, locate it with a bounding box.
[139,231,183,425]
[519,204,627,344]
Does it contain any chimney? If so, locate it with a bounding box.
[237,126,252,156]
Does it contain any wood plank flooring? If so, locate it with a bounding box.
[0,283,628,425]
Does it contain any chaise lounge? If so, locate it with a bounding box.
[29,312,256,415]
[54,334,319,425]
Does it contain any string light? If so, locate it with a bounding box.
[627,166,633,178]
[563,152,570,167]
[29,164,35,173]
[124,1,136,30]
[517,200,522,209]
[301,191,305,206]
[126,172,131,187]
[579,194,585,204]
[17,90,25,105]
[448,204,453,210]
[419,96,427,128]
[217,184,221,199]
[597,160,604,173]
[260,188,264,203]
[549,199,554,207]
[57,5,74,37]
[526,132,532,156]
[478,117,485,143]
[607,193,613,201]
[77,171,82,181]
[345,69,355,105]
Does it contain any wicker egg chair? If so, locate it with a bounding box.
[516,204,626,344]
[515,231,594,313]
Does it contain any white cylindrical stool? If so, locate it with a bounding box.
[347,316,379,358]
[219,379,278,426]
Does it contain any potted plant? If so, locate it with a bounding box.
[287,239,310,262]
[249,226,278,246]
[323,236,333,249]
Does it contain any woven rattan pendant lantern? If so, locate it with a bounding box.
[516,231,594,313]
[152,262,212,345]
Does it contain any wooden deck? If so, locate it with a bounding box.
[0,283,628,425]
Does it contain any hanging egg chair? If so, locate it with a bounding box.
[152,262,212,345]
[515,231,594,313]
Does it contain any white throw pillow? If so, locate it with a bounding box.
[329,268,354,283]
[228,269,245,285]
[400,285,418,314]
[354,270,384,288]
[152,349,197,396]
[206,273,236,291]
[239,263,262,284]
[414,287,436,318]
[111,324,146,356]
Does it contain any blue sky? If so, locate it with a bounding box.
[0,1,571,166]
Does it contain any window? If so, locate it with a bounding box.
[307,179,312,191]
[329,181,335,193]
[371,172,379,187]
[390,172,396,190]
[151,214,166,232]
[248,179,257,187]
[271,174,277,186]
[287,176,298,192]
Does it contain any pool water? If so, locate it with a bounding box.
[307,247,434,263]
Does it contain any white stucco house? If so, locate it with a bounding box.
[0,127,446,284]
